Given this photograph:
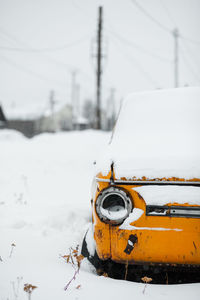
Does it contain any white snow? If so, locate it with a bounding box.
[133,186,200,206]
[0,129,199,299]
[100,206,128,220]
[120,225,182,232]
[96,87,200,180]
[119,208,144,230]
[119,208,182,231]
[0,129,26,140]
[85,224,96,257]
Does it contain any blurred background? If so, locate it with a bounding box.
[0,0,199,137]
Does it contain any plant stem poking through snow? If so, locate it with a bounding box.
[141,276,152,294]
[124,260,128,280]
[24,284,37,300]
[11,277,23,300]
[62,245,84,291]
[166,272,169,284]
[9,243,16,258]
[64,268,80,291]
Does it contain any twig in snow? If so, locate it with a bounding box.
[64,268,80,291]
[166,272,169,284]
[9,243,16,258]
[62,245,84,291]
[124,260,129,280]
[11,277,23,300]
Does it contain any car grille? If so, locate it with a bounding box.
[146,205,200,218]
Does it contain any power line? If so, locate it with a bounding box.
[111,37,161,88]
[0,24,122,101]
[69,0,96,26]
[0,27,75,75]
[0,26,94,90]
[179,44,200,83]
[179,34,200,46]
[159,0,200,47]
[180,40,200,69]
[106,27,172,64]
[0,54,69,90]
[159,0,200,83]
[159,0,177,27]
[0,27,91,76]
[0,32,18,46]
[130,0,200,45]
[0,35,90,52]
[130,0,172,34]
[0,27,27,47]
[0,27,74,70]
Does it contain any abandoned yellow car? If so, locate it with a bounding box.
[81,87,200,283]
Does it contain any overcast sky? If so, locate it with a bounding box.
[0,0,200,117]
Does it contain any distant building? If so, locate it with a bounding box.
[4,104,74,137]
[37,104,73,133]
[1,104,36,138]
[3,103,90,137]
[5,108,39,138]
[73,116,90,130]
[7,119,36,138]
[0,105,7,128]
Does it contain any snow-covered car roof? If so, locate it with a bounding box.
[96,87,200,180]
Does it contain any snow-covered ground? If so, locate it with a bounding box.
[0,129,199,300]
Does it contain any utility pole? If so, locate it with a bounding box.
[71,70,77,126]
[173,28,179,88]
[107,88,116,130]
[49,90,56,132]
[49,90,55,116]
[75,83,80,120]
[96,6,103,129]
[110,88,116,128]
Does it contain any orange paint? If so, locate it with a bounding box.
[93,174,200,266]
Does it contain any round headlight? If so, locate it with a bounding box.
[95,187,133,225]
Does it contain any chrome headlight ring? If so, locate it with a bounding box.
[95,186,133,225]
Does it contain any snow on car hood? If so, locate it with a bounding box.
[96,87,200,180]
[133,185,200,206]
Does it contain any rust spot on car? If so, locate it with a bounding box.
[124,234,138,255]
[96,229,103,240]
[118,231,125,239]
[193,241,197,250]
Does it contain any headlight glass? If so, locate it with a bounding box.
[95,187,133,225]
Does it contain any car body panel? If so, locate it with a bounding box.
[93,176,200,266]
